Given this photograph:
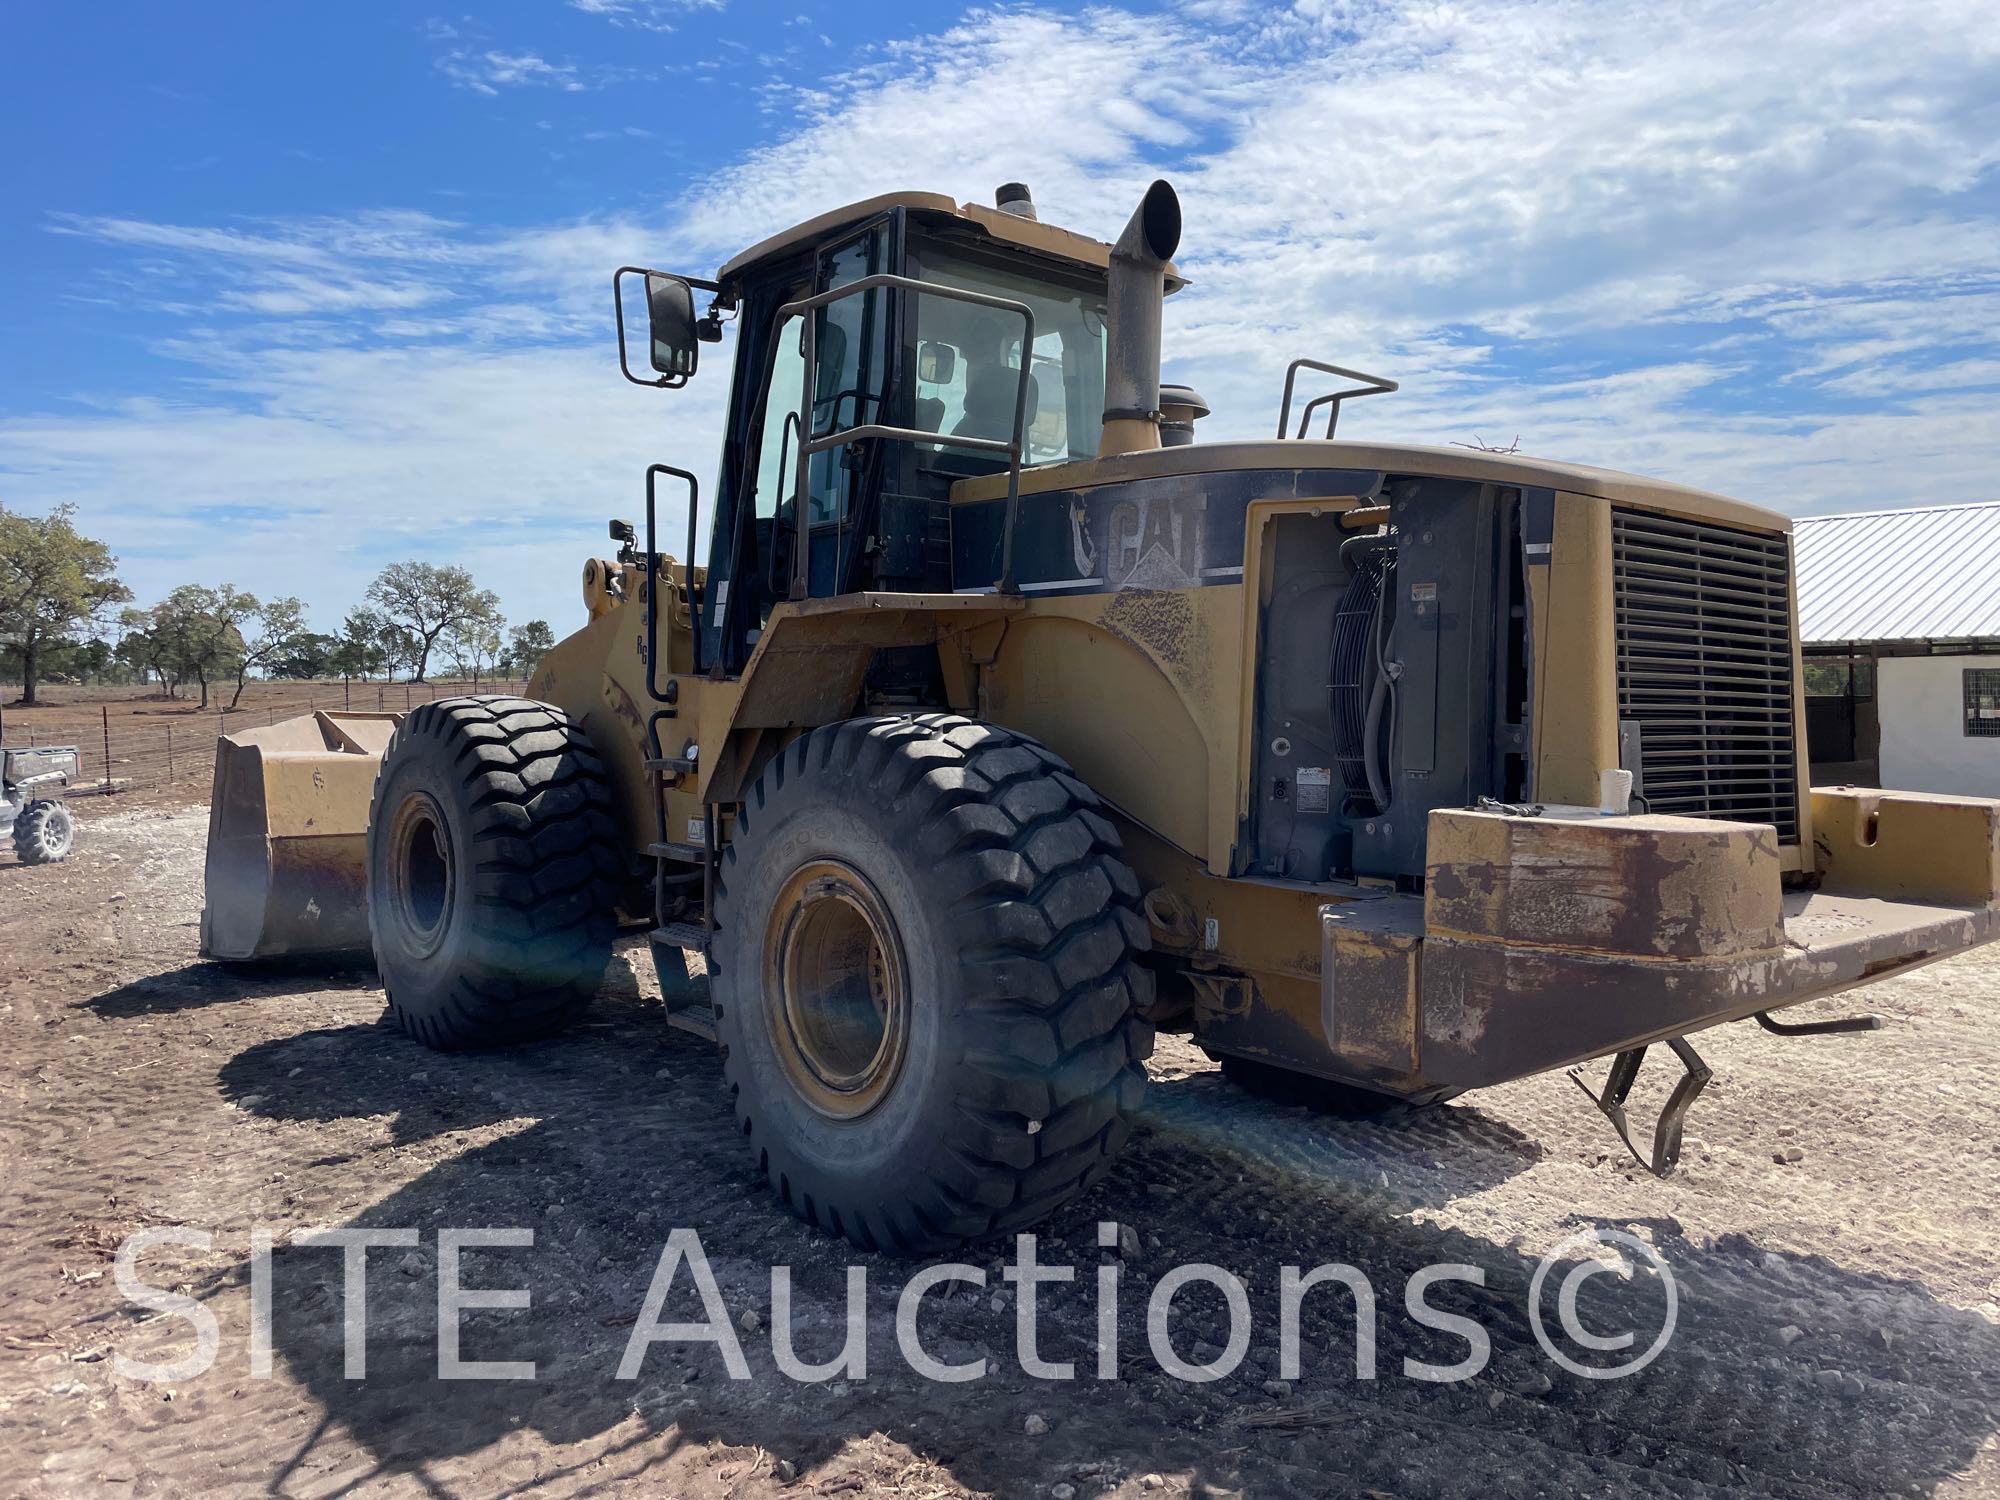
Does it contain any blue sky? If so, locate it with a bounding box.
[4,0,1998,638]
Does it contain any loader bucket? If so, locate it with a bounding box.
[199,710,403,962]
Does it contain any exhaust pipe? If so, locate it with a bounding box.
[1099,179,1181,458]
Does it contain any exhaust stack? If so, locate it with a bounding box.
[995,182,1039,221]
[1099,179,1182,458]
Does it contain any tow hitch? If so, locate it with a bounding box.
[1569,1037,1713,1178]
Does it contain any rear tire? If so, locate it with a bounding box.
[13,800,75,864]
[713,713,1154,1253]
[367,697,621,1049]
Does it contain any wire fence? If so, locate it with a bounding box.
[1,678,525,799]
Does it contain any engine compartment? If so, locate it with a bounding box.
[1244,478,1542,885]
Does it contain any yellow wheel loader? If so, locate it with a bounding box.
[203,180,2000,1251]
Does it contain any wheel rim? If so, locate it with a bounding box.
[45,806,73,857]
[387,791,454,957]
[763,859,910,1120]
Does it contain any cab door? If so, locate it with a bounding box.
[798,223,893,597]
[699,221,894,674]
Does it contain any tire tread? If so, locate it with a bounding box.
[716,712,1153,1253]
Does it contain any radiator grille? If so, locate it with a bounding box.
[1612,508,1800,840]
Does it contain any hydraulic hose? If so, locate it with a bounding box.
[1363,558,1398,813]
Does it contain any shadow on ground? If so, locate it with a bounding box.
[82,960,380,1020]
[125,974,2000,1497]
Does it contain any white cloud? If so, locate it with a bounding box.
[7,0,2000,636]
[568,0,723,33]
[436,48,588,95]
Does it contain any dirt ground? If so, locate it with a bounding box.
[4,794,1998,1498]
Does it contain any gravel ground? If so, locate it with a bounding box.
[2,799,1998,1498]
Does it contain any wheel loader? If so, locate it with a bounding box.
[202,179,2000,1251]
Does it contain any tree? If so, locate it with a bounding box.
[330,608,392,681]
[364,562,493,683]
[67,637,115,684]
[505,619,556,679]
[130,585,247,709]
[275,631,339,680]
[0,502,132,705]
[116,606,180,695]
[444,592,505,687]
[228,595,308,707]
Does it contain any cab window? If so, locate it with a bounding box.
[911,248,1106,466]
[750,312,805,525]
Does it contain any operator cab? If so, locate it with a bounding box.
[620,186,1182,675]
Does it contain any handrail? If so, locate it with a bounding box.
[1275,358,1398,439]
[643,463,701,705]
[769,410,802,599]
[773,272,1035,597]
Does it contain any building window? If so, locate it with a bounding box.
[1965,669,2000,737]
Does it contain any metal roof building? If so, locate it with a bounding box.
[1795,500,2000,647]
[1792,499,2000,795]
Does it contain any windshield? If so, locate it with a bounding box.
[913,248,1107,466]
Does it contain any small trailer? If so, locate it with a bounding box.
[3,745,79,864]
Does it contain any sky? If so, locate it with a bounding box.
[3,0,1998,638]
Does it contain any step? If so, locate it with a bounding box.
[650,920,711,953]
[650,927,717,1042]
[662,1007,717,1043]
[644,755,698,776]
[646,840,706,864]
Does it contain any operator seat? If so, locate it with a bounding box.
[953,363,1039,443]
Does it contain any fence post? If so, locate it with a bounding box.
[102,706,112,794]
[167,723,174,781]
[343,676,351,709]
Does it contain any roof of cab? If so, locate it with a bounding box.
[716,191,1186,289]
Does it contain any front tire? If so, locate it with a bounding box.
[13,800,75,864]
[714,714,1154,1253]
[366,697,621,1049]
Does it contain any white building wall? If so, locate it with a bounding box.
[1876,653,2000,796]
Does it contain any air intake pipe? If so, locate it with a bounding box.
[1099,179,1182,458]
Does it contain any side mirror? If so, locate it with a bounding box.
[645,274,699,380]
[614,266,717,389]
[917,340,956,385]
